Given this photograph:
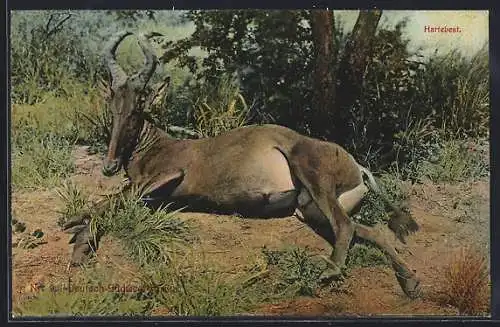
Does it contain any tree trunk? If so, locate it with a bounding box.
[310,10,336,140]
[334,9,382,146]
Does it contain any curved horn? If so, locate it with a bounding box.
[105,31,133,89]
[131,32,162,89]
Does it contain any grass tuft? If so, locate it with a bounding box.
[417,139,489,183]
[262,246,328,297]
[54,180,89,227]
[11,129,75,190]
[346,243,388,268]
[436,246,490,315]
[192,74,250,137]
[89,188,191,266]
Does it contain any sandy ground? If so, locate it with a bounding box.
[10,146,490,316]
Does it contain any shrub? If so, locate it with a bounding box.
[10,11,108,105]
[190,74,250,137]
[346,243,388,268]
[416,139,489,183]
[436,246,489,315]
[352,171,410,227]
[262,246,328,297]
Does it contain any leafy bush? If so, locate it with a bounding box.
[164,11,488,172]
[262,246,328,297]
[346,243,388,268]
[10,11,109,104]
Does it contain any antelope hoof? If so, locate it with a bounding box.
[319,255,343,283]
[396,271,422,299]
[62,212,91,232]
[319,267,343,284]
[67,223,99,267]
[70,241,93,267]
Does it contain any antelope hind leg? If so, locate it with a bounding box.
[296,182,369,282]
[353,222,421,298]
[337,182,369,215]
[294,182,368,222]
[297,188,355,282]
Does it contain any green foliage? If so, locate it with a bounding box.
[164,11,488,171]
[191,74,250,137]
[12,86,106,142]
[14,290,150,317]
[350,41,488,168]
[163,10,316,131]
[138,261,258,316]
[348,19,423,160]
[352,171,409,227]
[54,180,89,227]
[11,126,74,190]
[420,46,489,139]
[13,267,152,317]
[262,246,327,297]
[106,10,156,24]
[11,85,108,190]
[352,191,388,227]
[12,10,489,176]
[417,139,489,183]
[10,11,107,104]
[90,188,190,266]
[346,243,388,268]
[78,79,113,154]
[390,118,442,181]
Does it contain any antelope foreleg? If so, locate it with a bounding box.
[63,183,133,266]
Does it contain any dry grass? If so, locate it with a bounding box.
[436,246,490,315]
[192,75,250,137]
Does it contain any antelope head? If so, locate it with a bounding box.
[102,31,162,176]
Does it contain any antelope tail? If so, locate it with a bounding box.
[357,164,419,243]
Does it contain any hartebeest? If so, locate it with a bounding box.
[63,31,421,298]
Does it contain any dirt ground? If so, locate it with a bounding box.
[10,146,490,316]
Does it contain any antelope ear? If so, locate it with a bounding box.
[150,76,171,107]
[97,77,112,100]
[144,76,170,113]
[155,75,170,94]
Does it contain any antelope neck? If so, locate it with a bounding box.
[126,117,163,168]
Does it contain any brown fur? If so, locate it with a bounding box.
[63,32,421,299]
